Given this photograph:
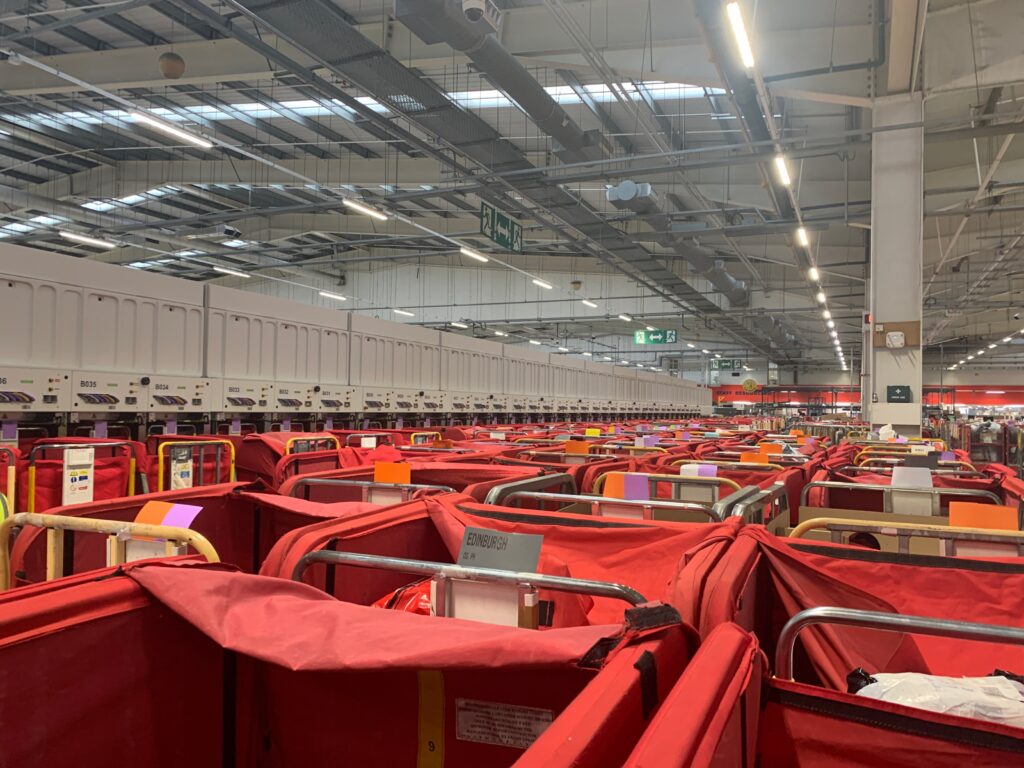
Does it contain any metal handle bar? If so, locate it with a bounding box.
[503,491,719,521]
[0,447,15,515]
[27,441,145,511]
[156,439,236,491]
[799,481,1003,509]
[789,517,1024,556]
[484,474,578,505]
[285,435,340,454]
[290,550,648,606]
[671,458,785,472]
[775,606,1024,680]
[593,472,742,495]
[730,482,790,524]
[287,477,455,499]
[839,464,983,477]
[343,433,394,447]
[0,511,220,590]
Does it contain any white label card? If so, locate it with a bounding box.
[62,447,95,506]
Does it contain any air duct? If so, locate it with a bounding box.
[395,0,608,163]
[607,181,749,306]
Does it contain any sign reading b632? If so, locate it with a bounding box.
[634,329,677,344]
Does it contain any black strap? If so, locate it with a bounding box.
[633,651,659,720]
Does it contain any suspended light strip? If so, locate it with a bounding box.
[581,299,599,309]
[213,266,250,279]
[822,309,831,319]
[618,314,633,322]
[460,247,489,263]
[59,230,117,249]
[558,347,569,352]
[808,266,820,281]
[318,290,347,301]
[343,198,388,221]
[493,330,507,336]
[449,321,469,329]
[774,155,791,187]
[725,2,755,68]
[393,308,415,317]
[130,111,213,149]
[815,291,826,304]
[582,351,592,356]
[796,227,810,247]
[532,278,553,290]
[529,339,542,345]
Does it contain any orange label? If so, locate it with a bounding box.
[949,502,1018,531]
[603,473,626,498]
[134,500,174,526]
[564,440,590,455]
[374,461,411,484]
[741,452,769,464]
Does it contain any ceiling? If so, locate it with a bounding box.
[1,0,1023,374]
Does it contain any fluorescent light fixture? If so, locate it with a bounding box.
[212,266,248,278]
[636,363,644,368]
[988,343,997,349]
[582,351,593,356]
[130,111,213,149]
[807,266,820,281]
[774,156,791,187]
[687,343,696,349]
[318,290,347,301]
[725,2,755,68]
[618,314,633,322]
[620,360,629,365]
[532,278,553,290]
[967,355,975,360]
[449,321,469,329]
[796,227,809,247]
[558,346,569,352]
[581,299,599,309]
[959,360,966,365]
[702,349,710,354]
[822,309,831,319]
[829,330,838,338]
[815,291,826,304]
[743,365,752,371]
[987,390,1006,394]
[459,247,488,263]
[833,339,841,346]
[646,325,655,332]
[493,330,507,336]
[977,349,986,356]
[602,356,612,361]
[529,339,542,345]
[948,366,957,371]
[59,230,117,249]
[826,320,835,329]
[393,308,415,317]
[714,354,722,359]
[1003,337,1013,343]
[342,198,388,221]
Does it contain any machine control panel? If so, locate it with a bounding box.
[510,397,528,412]
[318,386,357,412]
[392,388,422,412]
[420,391,447,413]
[0,367,70,414]
[220,380,273,412]
[274,382,315,411]
[71,371,142,413]
[361,390,392,411]
[449,392,472,411]
[145,376,221,413]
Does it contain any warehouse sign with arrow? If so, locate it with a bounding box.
[634,329,677,344]
[480,202,523,252]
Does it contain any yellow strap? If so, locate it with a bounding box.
[417,670,445,768]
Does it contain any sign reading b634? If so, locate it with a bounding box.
[634,329,677,344]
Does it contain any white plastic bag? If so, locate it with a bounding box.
[857,672,1024,727]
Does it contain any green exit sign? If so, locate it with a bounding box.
[480,201,523,252]
[634,329,677,344]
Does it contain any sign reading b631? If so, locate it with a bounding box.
[634,329,677,344]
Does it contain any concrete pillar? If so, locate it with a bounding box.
[865,94,924,435]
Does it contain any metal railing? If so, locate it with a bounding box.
[0,512,219,590]
[291,550,647,606]
[287,477,455,503]
[789,517,1024,556]
[799,480,1003,515]
[484,474,578,506]
[285,434,340,454]
[27,441,147,512]
[501,490,718,521]
[775,606,1024,680]
[156,439,236,491]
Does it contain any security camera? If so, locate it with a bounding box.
[1015,313,1021,321]
[462,0,486,21]
[222,225,242,238]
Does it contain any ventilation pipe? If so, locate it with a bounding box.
[607,181,749,306]
[395,0,608,163]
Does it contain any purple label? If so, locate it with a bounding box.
[362,419,370,430]
[681,432,692,440]
[230,418,241,435]
[697,464,718,478]
[94,421,108,439]
[396,418,404,429]
[896,437,908,444]
[282,419,291,432]
[941,450,955,461]
[423,418,431,428]
[643,435,660,447]
[622,473,650,500]
[166,419,177,435]
[324,417,334,431]
[160,503,204,529]
[1,422,15,441]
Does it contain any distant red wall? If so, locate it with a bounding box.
[713,385,1024,407]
